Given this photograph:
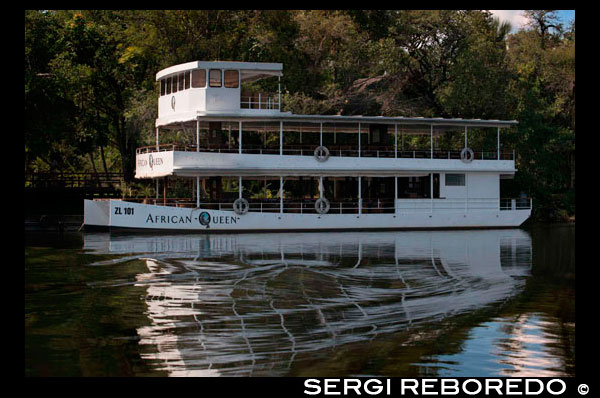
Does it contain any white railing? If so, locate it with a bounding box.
[136,144,515,160]
[240,93,280,110]
[396,198,532,213]
[500,197,533,211]
[122,197,532,213]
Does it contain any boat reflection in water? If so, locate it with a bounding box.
[84,229,532,376]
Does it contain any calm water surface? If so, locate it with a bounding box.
[25,225,575,377]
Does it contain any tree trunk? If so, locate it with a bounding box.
[89,151,98,176]
[100,145,109,178]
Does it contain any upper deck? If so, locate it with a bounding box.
[147,61,519,178]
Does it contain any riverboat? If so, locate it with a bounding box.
[84,61,531,231]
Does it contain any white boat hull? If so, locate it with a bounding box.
[84,199,531,231]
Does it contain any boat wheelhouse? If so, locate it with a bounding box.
[84,61,532,231]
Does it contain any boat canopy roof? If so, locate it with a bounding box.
[156,61,283,82]
[178,113,518,129]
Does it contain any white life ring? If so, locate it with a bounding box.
[315,197,330,214]
[314,146,330,162]
[460,147,474,163]
[233,198,249,215]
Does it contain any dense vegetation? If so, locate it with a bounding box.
[25,10,574,220]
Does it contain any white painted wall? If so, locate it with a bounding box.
[205,85,240,112]
[135,151,174,178]
[158,88,206,119]
[84,199,531,230]
[166,151,515,177]
[440,172,499,200]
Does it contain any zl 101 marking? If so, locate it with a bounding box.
[114,207,134,215]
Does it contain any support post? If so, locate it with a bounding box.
[430,125,433,159]
[320,123,323,147]
[394,124,398,158]
[465,173,468,213]
[394,176,398,214]
[196,119,201,208]
[239,121,242,154]
[497,127,500,160]
[430,173,433,213]
[196,176,200,207]
[196,119,200,152]
[278,76,281,109]
[238,176,242,199]
[280,176,283,214]
[319,176,323,198]
[358,176,362,215]
[280,121,283,155]
[358,123,361,157]
[163,177,166,206]
[465,126,468,148]
[156,127,159,151]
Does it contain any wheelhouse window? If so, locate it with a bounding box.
[192,69,206,88]
[224,70,239,88]
[209,69,222,87]
[445,174,465,186]
[160,79,165,96]
[166,77,172,94]
[172,75,178,93]
[178,72,184,91]
[185,71,190,89]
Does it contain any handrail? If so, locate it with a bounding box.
[240,92,280,110]
[116,198,533,213]
[136,144,515,160]
[25,172,123,189]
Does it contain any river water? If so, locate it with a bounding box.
[25,224,575,377]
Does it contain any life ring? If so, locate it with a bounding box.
[460,147,474,163]
[314,146,330,162]
[315,197,330,214]
[233,198,249,215]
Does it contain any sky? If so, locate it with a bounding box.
[489,10,575,32]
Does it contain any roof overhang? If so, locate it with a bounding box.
[156,61,283,81]
[158,113,518,129]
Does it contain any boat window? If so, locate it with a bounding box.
[445,173,465,186]
[166,77,172,94]
[224,70,239,88]
[160,79,165,96]
[178,73,185,91]
[172,75,178,93]
[192,69,206,88]
[209,69,222,87]
[185,71,191,89]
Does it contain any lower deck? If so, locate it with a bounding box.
[86,170,531,231]
[84,198,531,231]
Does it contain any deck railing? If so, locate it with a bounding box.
[500,197,533,211]
[117,197,530,213]
[136,144,515,160]
[240,93,280,110]
[25,172,123,189]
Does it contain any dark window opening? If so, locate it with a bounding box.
[445,173,465,186]
[224,70,239,88]
[209,69,222,87]
[178,72,184,91]
[192,69,206,88]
